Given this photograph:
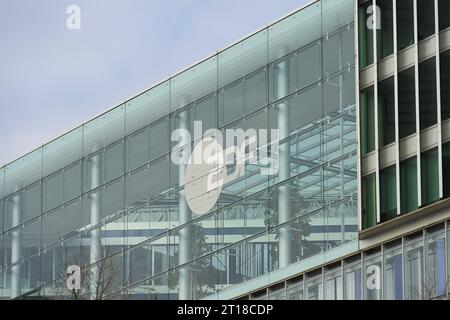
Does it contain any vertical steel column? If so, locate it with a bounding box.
[413,0,423,207]
[355,0,363,231]
[89,150,102,300]
[277,49,291,268]
[373,0,381,224]
[393,0,402,215]
[10,190,22,298]
[435,0,443,200]
[178,108,192,300]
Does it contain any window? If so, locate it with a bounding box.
[383,241,403,300]
[417,0,435,41]
[419,57,437,130]
[439,0,450,31]
[398,67,416,139]
[397,0,414,50]
[443,142,450,198]
[126,126,149,172]
[425,225,446,299]
[380,165,397,222]
[378,77,395,147]
[287,277,303,300]
[324,266,343,300]
[363,251,382,300]
[400,157,418,214]
[421,148,439,206]
[359,2,374,68]
[306,272,323,300]
[360,86,375,155]
[344,258,362,300]
[362,173,377,229]
[404,233,424,300]
[440,50,450,121]
[377,0,394,59]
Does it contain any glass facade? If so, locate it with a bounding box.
[0,0,357,300]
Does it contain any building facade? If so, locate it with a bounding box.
[0,0,448,300]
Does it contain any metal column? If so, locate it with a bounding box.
[178,109,192,299]
[89,151,102,300]
[277,50,291,268]
[10,191,22,298]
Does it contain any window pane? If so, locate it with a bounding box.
[363,251,381,300]
[306,273,323,300]
[417,0,435,41]
[362,173,376,229]
[425,225,446,299]
[126,127,149,172]
[23,182,41,221]
[398,67,416,139]
[344,258,362,300]
[419,57,437,130]
[440,50,450,121]
[358,2,374,68]
[360,86,375,155]
[378,0,394,59]
[397,0,415,50]
[400,157,418,214]
[443,142,450,198]
[404,233,424,300]
[324,266,343,300]
[380,165,397,223]
[421,148,439,206]
[378,77,395,147]
[439,0,450,31]
[149,118,170,161]
[245,68,267,115]
[383,242,403,300]
[104,140,124,183]
[287,277,303,300]
[298,41,321,89]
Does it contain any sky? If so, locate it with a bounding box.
[0,0,308,166]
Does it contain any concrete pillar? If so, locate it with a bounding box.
[178,109,192,299]
[277,50,291,268]
[89,151,102,299]
[10,191,22,298]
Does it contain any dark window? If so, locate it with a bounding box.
[362,173,377,229]
[360,86,375,155]
[444,142,450,198]
[380,165,397,222]
[378,77,395,147]
[419,57,437,130]
[440,50,450,121]
[398,67,416,139]
[400,157,418,214]
[421,148,439,206]
[417,0,435,41]
[397,0,414,50]
[378,0,394,59]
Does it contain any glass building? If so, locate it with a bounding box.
[0,0,448,300]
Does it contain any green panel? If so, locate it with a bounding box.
[421,148,439,206]
[362,173,377,229]
[444,142,450,198]
[377,0,394,59]
[360,87,375,155]
[400,157,418,214]
[380,165,397,222]
[378,77,395,147]
[358,4,374,68]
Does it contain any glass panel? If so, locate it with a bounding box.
[306,272,323,300]
[397,0,415,50]
[42,198,82,249]
[126,126,149,173]
[104,139,124,183]
[218,28,267,89]
[268,284,286,300]
[363,251,382,300]
[298,41,322,89]
[443,142,450,198]
[23,181,41,221]
[404,233,424,300]
[377,0,394,59]
[383,242,403,300]
[425,225,446,299]
[400,157,418,214]
[360,86,375,155]
[344,258,362,300]
[439,0,450,31]
[82,104,125,157]
[362,173,376,229]
[421,148,439,206]
[322,0,353,35]
[417,0,435,41]
[268,1,321,63]
[125,81,169,135]
[287,277,303,300]
[378,77,395,147]
[358,1,374,68]
[171,56,217,113]
[380,165,397,223]
[43,127,82,177]
[440,50,450,121]
[398,67,416,139]
[419,57,437,130]
[218,79,244,127]
[324,266,343,300]
[149,118,170,161]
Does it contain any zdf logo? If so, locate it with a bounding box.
[171,121,280,215]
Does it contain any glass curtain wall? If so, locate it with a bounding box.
[0,0,357,300]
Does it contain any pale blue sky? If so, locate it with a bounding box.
[0,0,308,166]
